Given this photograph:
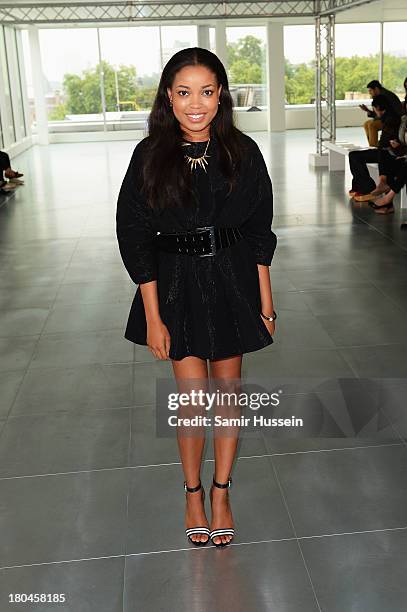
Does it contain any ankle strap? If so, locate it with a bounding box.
[212,476,232,489]
[184,480,202,493]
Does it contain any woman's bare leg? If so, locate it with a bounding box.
[209,354,242,545]
[171,355,209,543]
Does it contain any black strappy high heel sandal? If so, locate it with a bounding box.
[368,200,394,213]
[184,480,210,546]
[209,476,235,547]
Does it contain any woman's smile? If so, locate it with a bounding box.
[186,113,207,123]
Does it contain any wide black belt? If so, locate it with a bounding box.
[155,226,243,257]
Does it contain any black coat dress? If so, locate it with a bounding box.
[116,131,277,361]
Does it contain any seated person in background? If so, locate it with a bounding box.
[0,150,24,193]
[360,80,403,147]
[349,95,401,201]
[369,116,407,215]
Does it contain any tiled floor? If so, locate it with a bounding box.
[0,128,407,611]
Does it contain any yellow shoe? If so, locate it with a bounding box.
[354,192,378,202]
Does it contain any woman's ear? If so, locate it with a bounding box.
[218,84,222,99]
[166,87,172,104]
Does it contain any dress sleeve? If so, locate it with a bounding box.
[116,141,158,285]
[239,142,277,266]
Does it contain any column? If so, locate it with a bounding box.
[215,21,227,69]
[28,25,49,145]
[197,25,210,51]
[266,22,286,132]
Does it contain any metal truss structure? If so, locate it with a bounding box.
[0,0,376,25]
[315,14,336,154]
[0,0,373,153]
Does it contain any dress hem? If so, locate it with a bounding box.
[123,331,274,361]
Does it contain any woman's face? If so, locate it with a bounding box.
[167,64,222,141]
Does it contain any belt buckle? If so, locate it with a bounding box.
[195,226,216,257]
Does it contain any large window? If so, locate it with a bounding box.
[284,23,382,106]
[226,26,267,109]
[5,28,27,139]
[21,29,35,131]
[284,25,315,105]
[335,23,381,102]
[0,26,16,145]
[98,27,161,113]
[22,25,197,129]
[39,28,100,123]
[383,22,407,98]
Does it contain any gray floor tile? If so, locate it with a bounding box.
[0,284,60,309]
[316,306,407,347]
[0,336,38,372]
[126,456,295,554]
[62,263,129,284]
[0,408,130,477]
[284,264,372,291]
[372,381,407,443]
[260,381,399,450]
[272,290,314,313]
[272,444,407,537]
[0,469,128,566]
[353,259,407,282]
[300,287,400,317]
[132,361,173,405]
[0,557,124,612]
[300,529,407,612]
[12,363,136,415]
[339,344,407,377]
[244,347,354,377]
[0,265,67,288]
[124,540,319,612]
[273,312,336,349]
[55,279,135,306]
[42,301,131,334]
[30,329,134,369]
[0,370,25,419]
[0,307,49,337]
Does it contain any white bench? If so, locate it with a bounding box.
[325,141,363,171]
[325,141,407,209]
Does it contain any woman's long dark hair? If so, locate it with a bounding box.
[142,47,245,210]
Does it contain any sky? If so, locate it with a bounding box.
[21,22,407,87]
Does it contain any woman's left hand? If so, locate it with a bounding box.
[262,318,275,337]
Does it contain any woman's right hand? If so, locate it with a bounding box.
[146,318,171,360]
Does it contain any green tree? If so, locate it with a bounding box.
[62,60,158,114]
[229,59,262,84]
[48,103,67,121]
[227,35,265,84]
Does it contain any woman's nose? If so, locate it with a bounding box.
[188,94,204,108]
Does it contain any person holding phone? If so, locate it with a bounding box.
[360,80,403,147]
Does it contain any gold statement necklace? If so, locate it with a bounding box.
[182,138,211,172]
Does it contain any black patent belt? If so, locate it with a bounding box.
[155,226,243,257]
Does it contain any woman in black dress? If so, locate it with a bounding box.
[116,48,277,547]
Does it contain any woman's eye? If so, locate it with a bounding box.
[177,90,188,96]
[203,90,213,96]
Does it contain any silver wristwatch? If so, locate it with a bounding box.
[260,310,277,322]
